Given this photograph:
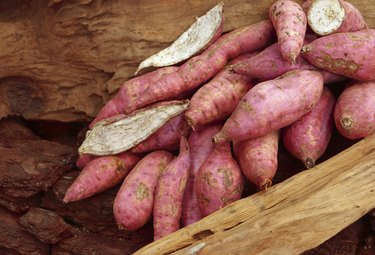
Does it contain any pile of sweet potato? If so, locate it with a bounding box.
[65,0,375,240]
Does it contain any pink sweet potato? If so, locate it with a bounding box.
[184,54,255,128]
[181,124,222,226]
[303,0,367,36]
[131,113,191,153]
[214,70,324,142]
[153,137,190,240]
[113,151,174,231]
[63,152,141,202]
[301,29,375,81]
[93,20,275,119]
[269,0,307,63]
[334,81,375,139]
[76,154,96,169]
[195,141,244,217]
[283,87,336,168]
[91,66,178,126]
[232,42,343,84]
[233,131,279,190]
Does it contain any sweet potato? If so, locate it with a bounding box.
[303,0,367,36]
[64,152,141,202]
[231,42,343,84]
[185,54,255,128]
[213,70,324,142]
[91,67,178,127]
[269,0,307,63]
[195,141,244,216]
[334,81,375,139]
[113,151,174,231]
[233,131,279,190]
[153,137,190,240]
[79,100,189,156]
[181,124,222,226]
[76,154,95,169]
[301,29,375,81]
[283,87,336,168]
[94,20,275,118]
[135,3,224,74]
[131,113,191,153]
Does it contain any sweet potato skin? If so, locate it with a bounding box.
[185,54,254,128]
[195,141,244,217]
[214,70,324,142]
[76,154,95,169]
[283,87,336,168]
[334,81,375,139]
[269,0,307,63]
[153,137,190,240]
[181,124,222,226]
[232,42,343,84]
[302,29,375,81]
[131,114,191,153]
[64,152,141,202]
[336,0,368,33]
[94,20,275,118]
[91,66,178,126]
[113,151,174,231]
[234,131,279,190]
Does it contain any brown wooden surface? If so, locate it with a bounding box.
[0,0,374,121]
[135,133,375,255]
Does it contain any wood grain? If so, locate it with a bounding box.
[135,133,375,255]
[0,0,374,121]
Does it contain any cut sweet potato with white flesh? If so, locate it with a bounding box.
[305,0,367,36]
[78,100,189,156]
[135,2,224,75]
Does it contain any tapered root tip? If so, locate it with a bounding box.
[184,115,196,131]
[212,131,229,143]
[289,53,297,64]
[305,158,316,169]
[259,178,272,191]
[62,194,71,203]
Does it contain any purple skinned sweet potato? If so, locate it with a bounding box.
[181,124,222,226]
[213,70,324,143]
[153,137,190,240]
[64,152,141,202]
[231,42,343,84]
[233,131,279,190]
[334,81,375,139]
[301,29,375,81]
[76,154,96,169]
[184,54,255,128]
[269,0,307,63]
[131,113,191,153]
[195,141,244,217]
[283,87,336,168]
[91,66,178,127]
[113,151,174,231]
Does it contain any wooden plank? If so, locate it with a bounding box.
[135,133,375,255]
